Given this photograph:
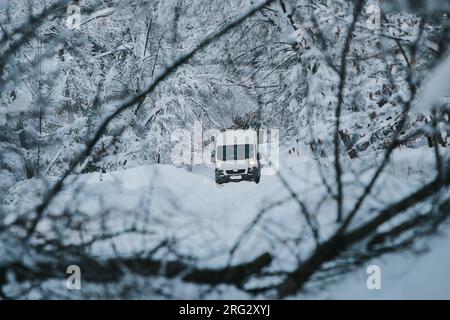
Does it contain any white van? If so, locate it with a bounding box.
[211,129,261,184]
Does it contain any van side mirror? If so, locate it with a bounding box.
[211,150,216,163]
[257,152,261,161]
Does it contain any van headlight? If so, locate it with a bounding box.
[249,159,257,167]
[217,161,223,168]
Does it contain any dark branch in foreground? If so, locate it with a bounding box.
[334,0,365,223]
[276,164,450,298]
[0,252,272,291]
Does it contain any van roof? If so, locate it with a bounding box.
[216,129,258,146]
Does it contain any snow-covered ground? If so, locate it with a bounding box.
[301,226,450,299]
[5,146,450,299]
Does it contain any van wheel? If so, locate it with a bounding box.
[254,176,260,184]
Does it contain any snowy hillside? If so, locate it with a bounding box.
[4,146,449,299]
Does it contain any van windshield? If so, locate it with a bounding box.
[217,144,254,161]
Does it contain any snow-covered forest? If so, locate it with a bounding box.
[0,0,450,299]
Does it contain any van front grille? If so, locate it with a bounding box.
[226,169,246,174]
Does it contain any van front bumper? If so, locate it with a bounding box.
[215,167,259,183]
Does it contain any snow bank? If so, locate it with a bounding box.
[300,226,450,299]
